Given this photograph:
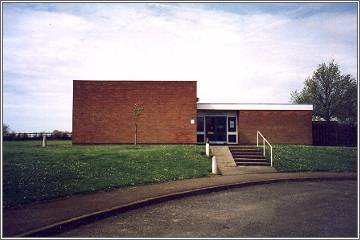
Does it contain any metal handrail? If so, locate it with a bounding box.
[256,131,273,166]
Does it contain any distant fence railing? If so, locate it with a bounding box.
[312,121,357,147]
[3,132,72,141]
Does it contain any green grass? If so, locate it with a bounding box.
[272,145,357,172]
[3,141,211,208]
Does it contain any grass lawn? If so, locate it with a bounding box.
[3,141,211,208]
[272,145,357,172]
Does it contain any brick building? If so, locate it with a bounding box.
[73,80,313,145]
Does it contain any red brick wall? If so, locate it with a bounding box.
[238,110,313,145]
[73,81,197,144]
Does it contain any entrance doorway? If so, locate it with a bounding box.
[205,116,227,144]
[197,111,238,144]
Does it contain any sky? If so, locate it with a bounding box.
[2,2,358,132]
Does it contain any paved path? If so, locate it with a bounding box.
[56,180,357,238]
[3,172,356,237]
[211,146,277,175]
[210,146,237,175]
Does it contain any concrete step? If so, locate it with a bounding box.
[230,149,261,154]
[231,152,262,155]
[230,146,270,167]
[231,154,264,159]
[234,158,268,162]
[230,151,262,155]
[229,147,258,150]
[235,160,269,165]
[229,145,258,148]
[232,154,264,158]
[236,162,271,166]
[233,156,267,161]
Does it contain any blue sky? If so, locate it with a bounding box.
[2,2,358,132]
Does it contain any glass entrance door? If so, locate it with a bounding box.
[205,116,227,143]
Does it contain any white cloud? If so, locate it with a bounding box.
[3,3,357,131]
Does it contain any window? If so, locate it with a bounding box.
[197,116,205,143]
[197,116,204,132]
[228,117,236,132]
[197,134,205,143]
[228,134,237,143]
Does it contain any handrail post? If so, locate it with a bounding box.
[257,130,273,166]
[263,138,265,156]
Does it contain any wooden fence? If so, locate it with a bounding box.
[312,121,357,147]
[3,132,72,141]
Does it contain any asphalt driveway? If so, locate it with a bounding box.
[56,180,357,238]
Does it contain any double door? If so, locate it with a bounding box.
[205,116,227,144]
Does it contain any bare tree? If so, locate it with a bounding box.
[133,103,144,145]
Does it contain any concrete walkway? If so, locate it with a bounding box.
[210,146,236,175]
[3,172,356,237]
[211,146,277,175]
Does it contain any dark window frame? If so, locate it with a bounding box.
[228,134,237,143]
[197,116,205,132]
[228,117,237,132]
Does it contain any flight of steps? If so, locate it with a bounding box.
[229,146,270,166]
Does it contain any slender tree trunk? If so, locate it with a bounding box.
[134,123,137,145]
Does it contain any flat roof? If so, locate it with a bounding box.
[73,80,197,82]
[197,103,313,111]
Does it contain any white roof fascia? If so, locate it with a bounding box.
[197,103,313,111]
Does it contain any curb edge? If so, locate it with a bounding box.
[14,175,357,237]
